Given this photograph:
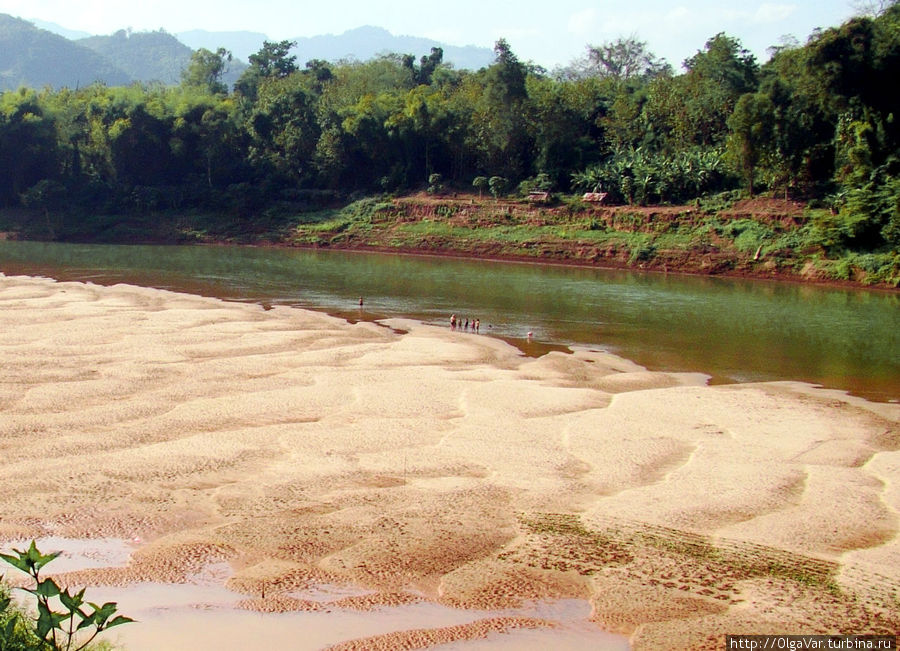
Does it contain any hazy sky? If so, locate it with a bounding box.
[0,0,860,68]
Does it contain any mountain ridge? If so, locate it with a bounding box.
[1,14,495,91]
[0,14,131,90]
[77,29,193,85]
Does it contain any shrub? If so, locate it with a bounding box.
[427,173,444,195]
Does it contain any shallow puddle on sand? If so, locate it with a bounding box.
[2,536,137,573]
[3,538,629,650]
[94,589,629,651]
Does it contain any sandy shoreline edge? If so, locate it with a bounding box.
[0,274,897,650]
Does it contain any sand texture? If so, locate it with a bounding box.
[0,274,898,650]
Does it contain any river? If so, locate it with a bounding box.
[0,240,897,402]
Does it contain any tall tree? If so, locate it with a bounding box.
[467,39,534,180]
[582,37,672,82]
[247,74,321,186]
[416,47,444,85]
[234,40,298,101]
[181,48,233,95]
[0,89,60,205]
[726,93,774,195]
[645,33,758,151]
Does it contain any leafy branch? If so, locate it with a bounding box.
[0,541,134,651]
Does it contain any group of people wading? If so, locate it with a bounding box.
[449,314,480,333]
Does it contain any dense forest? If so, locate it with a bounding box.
[1,5,898,284]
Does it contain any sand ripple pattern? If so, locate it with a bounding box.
[1,275,898,650]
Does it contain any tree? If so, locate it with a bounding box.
[467,40,534,181]
[489,39,528,100]
[488,175,508,198]
[107,100,175,187]
[683,33,757,92]
[0,89,60,206]
[248,40,298,78]
[304,59,334,85]
[20,179,66,238]
[416,47,444,85]
[246,74,321,186]
[182,47,233,95]
[234,40,298,101]
[526,75,604,189]
[385,84,450,184]
[171,95,244,190]
[644,33,759,151]
[756,45,835,195]
[851,0,898,15]
[726,93,774,195]
[472,176,489,197]
[427,172,444,194]
[582,37,672,81]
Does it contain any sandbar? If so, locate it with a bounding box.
[0,274,897,650]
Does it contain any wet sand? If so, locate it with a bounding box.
[0,274,898,650]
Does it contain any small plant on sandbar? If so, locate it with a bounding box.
[1,540,134,651]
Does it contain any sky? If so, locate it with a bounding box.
[0,0,861,69]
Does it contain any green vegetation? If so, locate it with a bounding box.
[0,15,130,90]
[280,196,899,285]
[76,30,193,85]
[0,5,898,287]
[0,541,131,651]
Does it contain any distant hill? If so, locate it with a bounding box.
[180,25,494,71]
[177,29,267,63]
[28,18,91,41]
[0,16,495,93]
[0,14,131,90]
[78,29,193,85]
[289,26,494,70]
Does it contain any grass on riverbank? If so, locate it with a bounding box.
[285,196,900,287]
[1,194,898,287]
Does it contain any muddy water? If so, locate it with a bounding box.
[4,538,629,651]
[95,588,627,651]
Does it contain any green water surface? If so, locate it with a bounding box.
[1,240,897,402]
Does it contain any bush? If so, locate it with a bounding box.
[827,252,900,286]
[427,173,444,195]
[824,169,900,251]
[1,582,37,650]
[718,219,775,254]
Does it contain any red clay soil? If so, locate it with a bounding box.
[306,194,883,289]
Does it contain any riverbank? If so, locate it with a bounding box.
[265,194,897,289]
[291,195,826,283]
[1,274,898,649]
[2,194,899,289]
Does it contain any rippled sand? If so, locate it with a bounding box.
[1,274,898,650]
